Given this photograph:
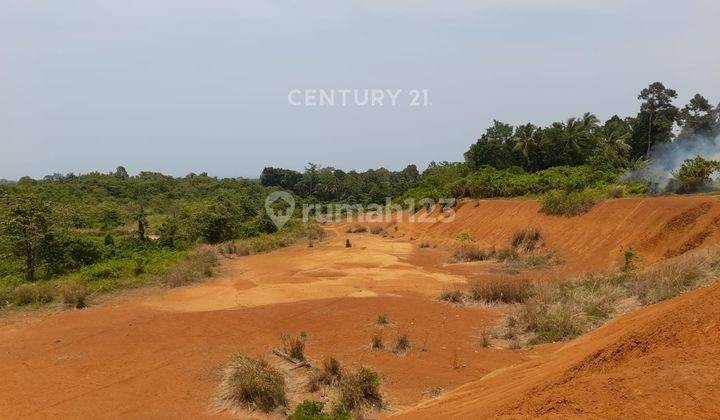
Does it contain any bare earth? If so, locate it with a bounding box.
[1,196,720,419]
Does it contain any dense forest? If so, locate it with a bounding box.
[2,82,719,307]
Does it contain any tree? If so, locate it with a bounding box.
[589,116,632,170]
[630,82,679,159]
[0,195,52,281]
[464,120,515,169]
[134,206,148,240]
[115,166,129,179]
[512,123,539,169]
[671,156,720,193]
[677,94,718,140]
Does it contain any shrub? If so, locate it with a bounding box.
[606,185,625,198]
[217,353,286,413]
[451,242,488,262]
[13,283,55,306]
[345,225,367,234]
[625,253,713,305]
[345,239,351,248]
[510,228,542,251]
[439,289,465,304]
[540,189,598,216]
[455,232,475,242]
[621,247,640,272]
[156,246,218,287]
[60,280,88,309]
[338,367,382,410]
[479,329,492,348]
[392,333,411,353]
[281,332,307,361]
[289,400,351,420]
[308,356,343,391]
[468,278,535,304]
[670,156,720,193]
[376,314,388,325]
[371,332,384,350]
[369,225,385,235]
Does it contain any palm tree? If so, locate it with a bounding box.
[512,123,538,167]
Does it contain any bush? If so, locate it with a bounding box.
[281,332,307,361]
[376,314,388,325]
[439,289,465,304]
[451,242,489,262]
[290,400,351,420]
[217,353,286,413]
[308,356,342,391]
[338,367,382,411]
[156,246,218,287]
[625,252,713,305]
[468,278,534,304]
[540,189,598,216]
[369,225,385,235]
[60,280,88,309]
[371,332,384,350]
[13,283,55,306]
[606,185,626,198]
[345,225,367,234]
[392,333,411,353]
[510,228,542,251]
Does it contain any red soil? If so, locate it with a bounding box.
[1,195,718,418]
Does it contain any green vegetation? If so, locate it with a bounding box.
[216,353,287,413]
[670,156,720,193]
[289,400,351,420]
[540,189,600,216]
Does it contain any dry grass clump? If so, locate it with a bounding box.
[376,314,388,325]
[469,278,535,304]
[452,242,490,262]
[369,225,385,235]
[60,280,88,309]
[308,356,343,391]
[281,332,307,361]
[418,241,432,248]
[606,185,626,198]
[156,245,218,287]
[392,333,411,353]
[625,249,718,305]
[216,353,287,413]
[220,241,251,256]
[11,282,55,306]
[510,228,542,251]
[345,225,368,234]
[371,332,384,349]
[338,367,382,411]
[504,250,562,270]
[438,289,466,304]
[540,189,598,216]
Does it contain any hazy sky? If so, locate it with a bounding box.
[2,0,719,180]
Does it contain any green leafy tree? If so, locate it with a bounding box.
[0,195,53,281]
[677,94,718,140]
[464,120,515,169]
[671,156,720,193]
[630,82,679,159]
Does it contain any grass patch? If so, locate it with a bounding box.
[281,332,307,361]
[217,353,286,413]
[376,314,388,325]
[451,242,490,262]
[338,367,383,411]
[289,400,350,420]
[345,225,367,234]
[505,247,720,346]
[60,280,88,309]
[308,356,343,391]
[510,228,542,251]
[439,288,466,304]
[371,332,384,350]
[468,278,534,304]
[392,333,411,353]
[369,225,385,235]
[540,189,599,216]
[155,246,218,287]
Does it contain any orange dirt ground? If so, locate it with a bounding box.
[1,195,719,419]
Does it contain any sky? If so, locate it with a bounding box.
[1,0,719,180]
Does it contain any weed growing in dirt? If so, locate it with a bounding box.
[469,278,535,304]
[371,332,384,350]
[510,228,542,251]
[345,225,367,234]
[345,239,351,248]
[155,246,218,287]
[289,400,350,420]
[451,242,489,262]
[393,333,411,353]
[439,289,466,304]
[621,247,640,272]
[60,280,88,309]
[540,189,599,216]
[376,314,388,325]
[216,353,287,413]
[369,225,385,235]
[281,332,307,361]
[308,356,343,391]
[338,367,382,411]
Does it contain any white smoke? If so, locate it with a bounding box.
[623,134,720,192]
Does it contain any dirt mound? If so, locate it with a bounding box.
[395,281,720,418]
[395,195,720,274]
